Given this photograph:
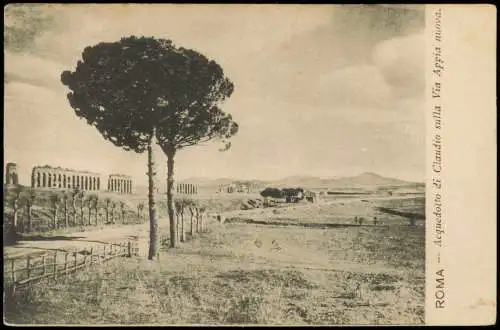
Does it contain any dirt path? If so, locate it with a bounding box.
[4,222,151,258]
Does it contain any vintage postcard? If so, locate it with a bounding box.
[3,4,496,326]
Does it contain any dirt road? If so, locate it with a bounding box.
[4,222,151,259]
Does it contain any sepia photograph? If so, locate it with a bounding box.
[3,4,491,326]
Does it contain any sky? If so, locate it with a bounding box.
[4,4,426,187]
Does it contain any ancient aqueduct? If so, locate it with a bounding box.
[30,165,133,194]
[9,163,203,196]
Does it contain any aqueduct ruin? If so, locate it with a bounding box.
[5,163,19,185]
[31,165,101,191]
[107,174,133,194]
[175,183,199,195]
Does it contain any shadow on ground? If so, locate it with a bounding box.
[225,217,384,229]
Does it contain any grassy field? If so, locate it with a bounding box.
[5,196,425,325]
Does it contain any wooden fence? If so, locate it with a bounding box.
[4,240,139,294]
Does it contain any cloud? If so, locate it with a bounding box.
[315,65,394,109]
[5,51,66,91]
[372,32,425,98]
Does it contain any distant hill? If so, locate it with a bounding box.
[167,172,422,191]
[326,172,414,188]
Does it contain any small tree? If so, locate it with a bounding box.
[260,187,284,206]
[199,206,207,232]
[110,202,117,224]
[104,198,111,224]
[120,201,126,224]
[187,200,197,236]
[85,195,94,226]
[62,193,69,228]
[93,195,99,225]
[174,199,182,243]
[70,188,79,226]
[9,186,23,233]
[137,202,144,223]
[24,189,36,233]
[78,191,85,226]
[49,192,61,230]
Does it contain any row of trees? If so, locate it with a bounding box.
[61,36,239,259]
[260,187,305,203]
[173,198,208,243]
[6,186,146,233]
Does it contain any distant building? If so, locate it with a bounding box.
[218,181,255,193]
[5,162,19,185]
[175,183,198,195]
[108,174,133,194]
[31,165,100,191]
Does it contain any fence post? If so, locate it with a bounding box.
[83,249,87,266]
[103,245,106,260]
[90,247,94,265]
[26,255,31,280]
[11,259,16,283]
[128,241,132,258]
[53,251,58,279]
[74,249,78,270]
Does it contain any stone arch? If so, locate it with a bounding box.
[42,172,47,187]
[37,172,41,187]
[84,176,88,190]
[63,174,67,188]
[97,177,100,190]
[58,174,62,188]
[48,173,52,187]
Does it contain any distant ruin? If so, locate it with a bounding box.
[31,165,100,191]
[108,174,133,194]
[5,163,19,185]
[176,183,198,195]
[218,182,254,193]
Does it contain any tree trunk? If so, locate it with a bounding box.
[195,208,200,233]
[180,209,185,243]
[12,199,19,233]
[13,209,18,232]
[64,205,69,228]
[166,150,176,249]
[72,200,77,226]
[189,207,194,236]
[148,135,159,260]
[53,208,58,229]
[200,211,204,232]
[175,211,180,243]
[27,205,33,233]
